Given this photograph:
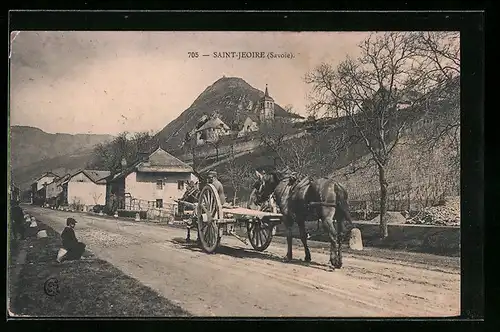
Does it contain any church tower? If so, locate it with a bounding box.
[258,84,275,122]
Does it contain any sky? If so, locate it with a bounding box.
[9,31,370,135]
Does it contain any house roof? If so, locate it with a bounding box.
[238,114,260,130]
[65,169,111,185]
[32,171,59,184]
[196,117,230,131]
[83,170,111,183]
[110,147,193,181]
[246,113,260,123]
[55,174,72,187]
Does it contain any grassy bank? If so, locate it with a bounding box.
[275,221,460,257]
[8,222,191,317]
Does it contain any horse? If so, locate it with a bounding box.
[247,180,276,211]
[253,169,353,269]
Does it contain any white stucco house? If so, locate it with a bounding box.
[63,169,110,208]
[46,173,71,202]
[106,147,197,212]
[195,116,231,145]
[237,114,260,137]
[31,171,59,205]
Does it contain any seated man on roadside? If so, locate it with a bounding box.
[58,217,86,262]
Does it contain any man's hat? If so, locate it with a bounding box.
[66,217,77,226]
[208,171,217,177]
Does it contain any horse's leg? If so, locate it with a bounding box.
[186,226,191,243]
[320,208,340,269]
[283,219,293,262]
[335,219,343,269]
[298,220,311,262]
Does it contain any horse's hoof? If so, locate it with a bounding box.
[282,256,292,263]
[304,256,311,263]
[331,258,342,269]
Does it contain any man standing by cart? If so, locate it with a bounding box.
[206,171,227,207]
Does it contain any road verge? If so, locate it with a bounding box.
[8,220,191,317]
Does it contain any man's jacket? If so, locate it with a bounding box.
[61,226,79,250]
[212,178,226,205]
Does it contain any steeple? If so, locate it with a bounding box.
[258,83,275,122]
[261,84,274,101]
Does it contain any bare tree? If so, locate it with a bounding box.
[305,32,459,238]
[88,131,159,173]
[412,32,460,194]
[182,133,201,172]
[220,141,254,205]
[257,117,298,167]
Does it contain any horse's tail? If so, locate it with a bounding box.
[334,183,352,225]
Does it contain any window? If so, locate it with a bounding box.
[155,199,163,209]
[178,180,184,190]
[156,180,163,190]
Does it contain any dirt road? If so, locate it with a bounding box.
[24,206,460,317]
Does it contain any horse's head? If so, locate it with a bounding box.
[254,170,279,205]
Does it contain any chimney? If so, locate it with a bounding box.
[138,151,150,161]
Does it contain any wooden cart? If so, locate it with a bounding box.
[184,184,283,254]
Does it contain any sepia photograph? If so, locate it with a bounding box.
[8,28,462,318]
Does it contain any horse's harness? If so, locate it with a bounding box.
[272,172,312,205]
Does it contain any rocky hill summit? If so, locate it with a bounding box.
[156,76,302,149]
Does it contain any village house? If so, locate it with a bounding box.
[106,147,197,212]
[237,113,260,137]
[195,116,231,145]
[31,171,59,205]
[62,169,110,209]
[45,173,71,206]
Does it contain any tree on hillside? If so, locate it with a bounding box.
[257,113,346,176]
[186,139,201,173]
[219,141,254,206]
[412,32,460,186]
[88,131,159,173]
[257,117,297,167]
[305,31,459,238]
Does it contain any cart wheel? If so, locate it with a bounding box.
[197,184,223,254]
[247,219,274,251]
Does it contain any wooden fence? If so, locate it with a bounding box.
[121,194,178,222]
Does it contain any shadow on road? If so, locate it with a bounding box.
[170,237,335,272]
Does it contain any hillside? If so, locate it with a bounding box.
[9,125,113,188]
[9,126,114,169]
[11,148,98,190]
[202,102,459,209]
[157,76,303,149]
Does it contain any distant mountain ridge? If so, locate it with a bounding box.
[10,125,114,188]
[157,76,303,149]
